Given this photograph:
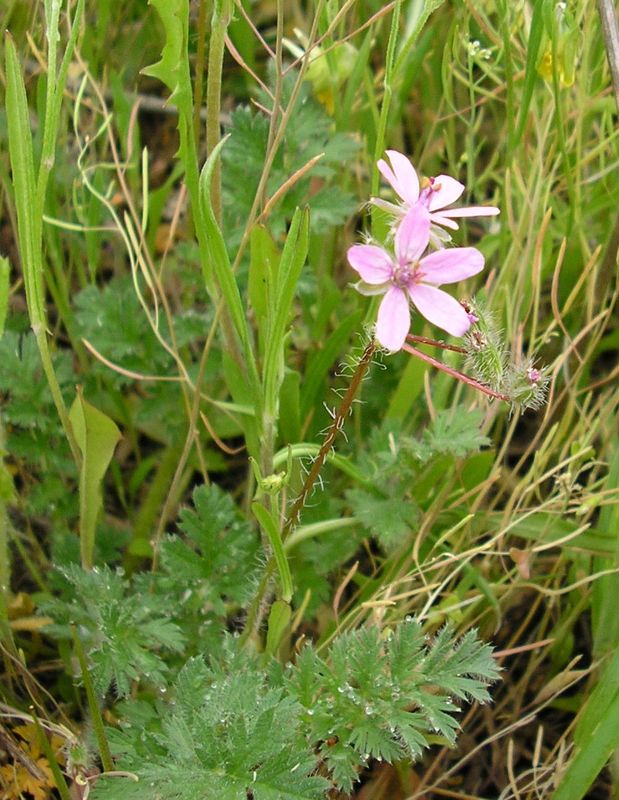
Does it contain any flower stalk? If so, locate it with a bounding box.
[402,342,510,403]
[240,338,377,646]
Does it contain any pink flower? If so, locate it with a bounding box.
[374,150,499,233]
[347,204,485,351]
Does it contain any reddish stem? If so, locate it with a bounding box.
[281,339,377,541]
[402,343,510,402]
[406,334,467,354]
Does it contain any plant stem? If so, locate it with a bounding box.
[406,334,467,354]
[205,0,231,223]
[71,627,114,773]
[193,0,211,145]
[281,339,377,541]
[239,339,377,646]
[401,343,510,402]
[0,417,14,648]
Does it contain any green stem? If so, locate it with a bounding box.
[371,0,401,217]
[31,710,72,800]
[0,417,14,647]
[205,0,231,223]
[193,0,211,145]
[71,627,114,773]
[34,327,81,464]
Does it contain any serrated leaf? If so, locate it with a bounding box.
[346,487,419,548]
[425,408,490,458]
[161,484,260,612]
[40,566,185,697]
[94,651,329,800]
[142,0,192,113]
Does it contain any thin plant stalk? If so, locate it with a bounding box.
[240,339,377,646]
[205,0,232,223]
[3,2,84,466]
[71,628,114,773]
[401,342,510,402]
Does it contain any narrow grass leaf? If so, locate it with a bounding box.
[515,0,546,146]
[199,138,260,397]
[592,440,619,655]
[263,207,309,418]
[4,34,44,322]
[553,649,619,800]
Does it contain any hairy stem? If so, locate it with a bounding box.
[402,343,510,402]
[239,339,377,646]
[281,339,377,541]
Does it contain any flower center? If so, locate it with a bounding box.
[419,176,441,208]
[392,261,422,289]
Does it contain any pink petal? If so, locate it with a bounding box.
[408,284,472,336]
[428,175,465,211]
[376,286,411,351]
[347,244,393,284]
[394,204,431,264]
[377,150,420,206]
[370,197,405,216]
[440,205,500,218]
[430,212,459,231]
[419,247,484,285]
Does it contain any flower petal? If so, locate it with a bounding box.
[427,175,465,211]
[347,244,393,284]
[377,150,420,206]
[419,246,484,285]
[395,203,431,264]
[370,197,405,216]
[430,213,459,231]
[440,205,500,218]
[376,286,410,351]
[409,284,472,336]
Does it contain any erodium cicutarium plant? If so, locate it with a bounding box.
[348,151,548,411]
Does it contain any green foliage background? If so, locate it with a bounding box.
[0,0,617,798]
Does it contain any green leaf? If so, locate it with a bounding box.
[279,369,301,444]
[161,484,260,614]
[4,33,44,323]
[346,487,419,549]
[41,565,186,697]
[515,0,546,145]
[141,0,192,114]
[552,649,619,800]
[592,439,619,655]
[266,600,291,657]
[69,390,121,569]
[252,503,293,603]
[96,654,330,800]
[424,408,490,458]
[262,207,309,421]
[198,138,262,436]
[249,224,278,327]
